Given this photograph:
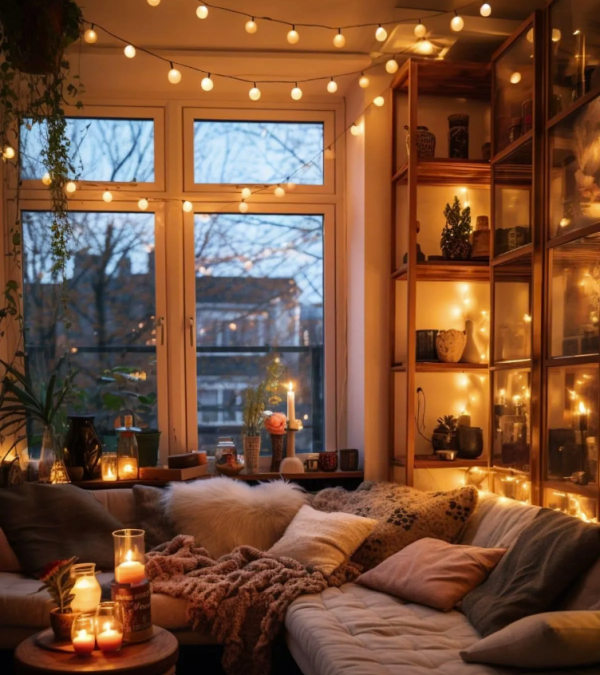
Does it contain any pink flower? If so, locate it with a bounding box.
[265,412,287,435]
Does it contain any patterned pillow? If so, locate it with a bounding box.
[312,482,479,570]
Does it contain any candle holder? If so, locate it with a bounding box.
[71,563,102,613]
[280,425,305,474]
[101,453,118,482]
[71,613,96,656]
[116,415,140,480]
[95,602,124,652]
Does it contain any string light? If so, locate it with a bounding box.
[333,29,345,48]
[65,181,77,194]
[374,96,385,107]
[147,0,160,5]
[138,198,149,211]
[84,27,98,44]
[168,63,182,84]
[286,182,296,191]
[2,146,16,160]
[291,84,303,100]
[350,122,363,136]
[324,147,335,160]
[287,26,300,44]
[274,186,285,197]
[510,71,522,84]
[245,18,257,33]
[386,58,399,74]
[415,38,434,55]
[327,78,338,93]
[102,190,113,203]
[241,187,252,199]
[451,12,464,32]
[359,73,370,88]
[375,25,388,42]
[249,84,261,101]
[239,201,249,213]
[552,28,561,42]
[182,200,193,213]
[124,45,136,58]
[196,5,209,19]
[201,74,214,91]
[42,172,52,185]
[414,20,426,38]
[480,4,492,17]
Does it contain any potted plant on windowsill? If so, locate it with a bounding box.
[242,383,266,474]
[37,556,79,641]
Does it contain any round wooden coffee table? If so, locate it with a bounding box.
[15,626,179,675]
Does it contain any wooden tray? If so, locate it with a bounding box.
[138,464,208,481]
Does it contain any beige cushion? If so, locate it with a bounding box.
[91,488,138,529]
[268,505,377,576]
[461,611,600,668]
[0,528,21,573]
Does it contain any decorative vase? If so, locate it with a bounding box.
[462,319,483,364]
[50,608,79,642]
[319,451,338,472]
[39,426,70,485]
[457,427,484,459]
[404,125,436,159]
[270,434,285,472]
[416,330,439,361]
[280,429,305,474]
[243,435,260,474]
[64,415,102,480]
[135,430,161,468]
[436,329,467,363]
[448,114,469,159]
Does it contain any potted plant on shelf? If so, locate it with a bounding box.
[432,415,459,452]
[441,196,472,261]
[37,556,79,641]
[242,382,266,474]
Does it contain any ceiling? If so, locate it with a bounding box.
[74,0,546,98]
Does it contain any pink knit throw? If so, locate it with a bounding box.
[146,535,361,675]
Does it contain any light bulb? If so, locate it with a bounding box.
[147,0,160,5]
[42,172,52,185]
[182,200,193,213]
[196,5,208,19]
[239,201,249,213]
[291,85,303,101]
[327,78,338,93]
[84,28,98,44]
[480,3,492,17]
[510,71,522,84]
[124,45,136,58]
[375,25,388,42]
[274,186,285,198]
[415,38,434,55]
[552,28,561,42]
[245,19,257,34]
[287,28,300,44]
[359,74,369,88]
[385,58,398,74]
[2,146,16,160]
[201,75,214,91]
[374,96,385,107]
[451,14,464,32]
[241,187,252,199]
[286,182,296,191]
[249,86,261,101]
[168,67,182,84]
[102,190,113,203]
[414,21,426,38]
[333,30,345,48]
[138,198,149,211]
[526,28,534,43]
[65,181,77,194]
[350,123,363,136]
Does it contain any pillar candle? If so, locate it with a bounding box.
[287,382,295,424]
[115,558,146,585]
[458,412,471,428]
[96,625,123,652]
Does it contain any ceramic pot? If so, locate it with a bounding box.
[436,329,467,363]
[318,451,338,472]
[135,430,161,467]
[270,434,285,472]
[243,435,260,474]
[64,415,102,479]
[50,609,79,642]
[457,427,484,459]
[404,125,436,159]
[448,114,469,159]
[416,330,439,361]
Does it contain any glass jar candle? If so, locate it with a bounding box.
[116,415,140,480]
[113,529,146,585]
[95,602,124,652]
[71,613,96,656]
[101,453,118,482]
[71,563,102,613]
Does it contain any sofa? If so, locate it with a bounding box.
[1,486,599,675]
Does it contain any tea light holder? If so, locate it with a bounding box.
[111,529,152,643]
[117,456,139,481]
[101,453,118,482]
[95,602,124,652]
[71,613,96,656]
[71,563,102,613]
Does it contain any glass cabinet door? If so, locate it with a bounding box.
[493,368,531,472]
[493,261,532,363]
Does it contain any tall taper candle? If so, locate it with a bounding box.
[287,382,296,425]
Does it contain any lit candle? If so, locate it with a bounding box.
[117,457,139,480]
[115,550,146,585]
[287,382,296,428]
[72,629,95,656]
[71,576,101,613]
[458,411,471,428]
[578,401,589,433]
[498,389,506,405]
[96,622,123,652]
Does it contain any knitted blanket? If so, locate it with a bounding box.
[146,535,361,675]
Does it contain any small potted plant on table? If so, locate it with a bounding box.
[242,383,266,474]
[37,556,79,641]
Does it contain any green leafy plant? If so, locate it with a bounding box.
[242,382,266,436]
[441,196,472,261]
[36,556,78,613]
[99,366,157,429]
[434,414,459,448]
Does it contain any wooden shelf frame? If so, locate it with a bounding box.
[392,159,491,187]
[392,261,490,282]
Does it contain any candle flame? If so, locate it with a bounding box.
[579,401,588,414]
[77,630,88,638]
[103,622,111,631]
[126,550,133,562]
[288,382,293,392]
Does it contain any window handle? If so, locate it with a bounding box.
[156,316,165,346]
[189,316,195,347]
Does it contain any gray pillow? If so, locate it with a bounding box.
[461,509,600,636]
[0,483,123,575]
[132,485,174,550]
[461,611,600,668]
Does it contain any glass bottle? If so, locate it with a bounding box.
[116,415,140,480]
[39,425,70,484]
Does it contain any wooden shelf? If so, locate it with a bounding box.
[392,261,490,282]
[393,456,489,469]
[543,480,599,500]
[416,361,488,372]
[392,159,490,186]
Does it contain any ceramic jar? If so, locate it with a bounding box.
[404,125,436,158]
[448,114,469,159]
[318,451,338,472]
[435,329,467,363]
[457,427,484,459]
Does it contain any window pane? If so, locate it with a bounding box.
[193,212,324,454]
[193,121,324,184]
[21,118,155,182]
[22,211,158,450]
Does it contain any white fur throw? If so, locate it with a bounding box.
[165,477,307,558]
